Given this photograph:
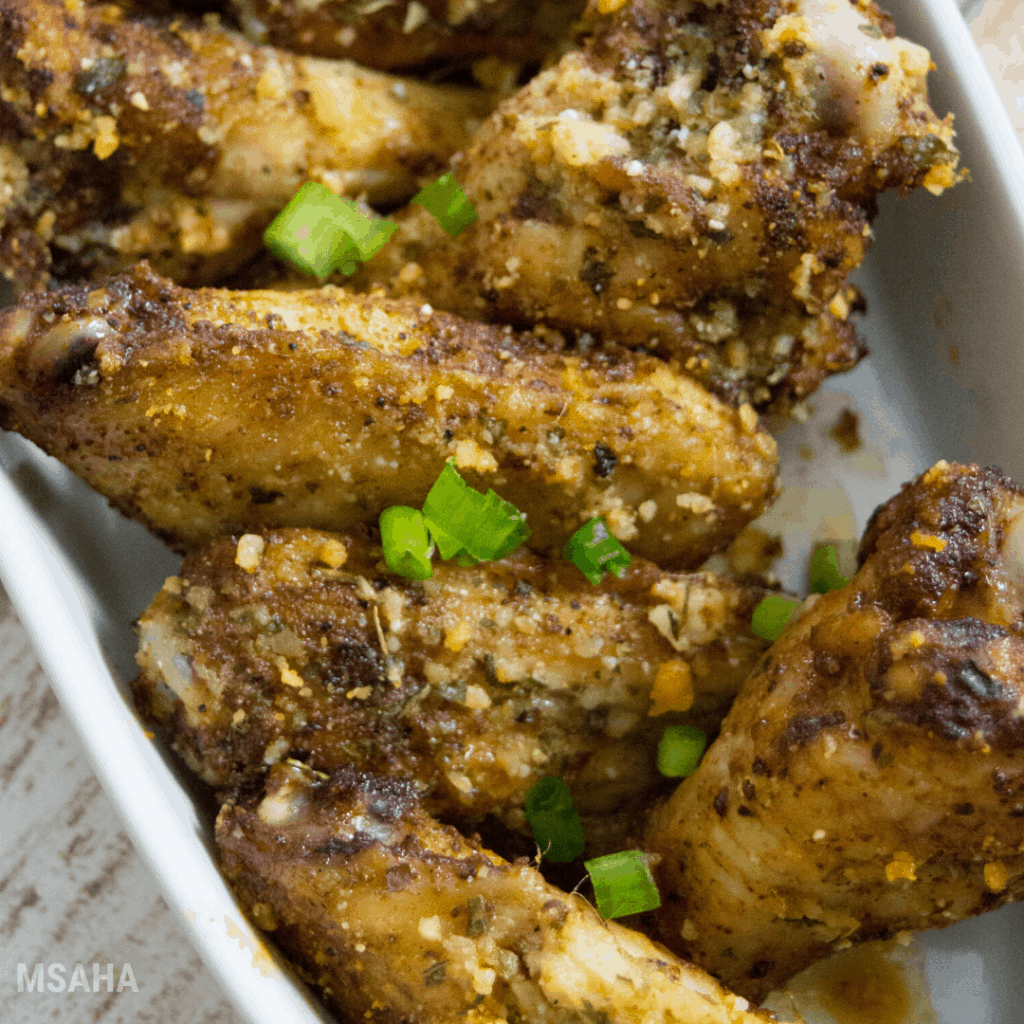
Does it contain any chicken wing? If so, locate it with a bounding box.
[0,264,778,564]
[646,461,1024,1002]
[0,0,492,289]
[0,140,38,291]
[217,761,769,1024]
[134,527,769,851]
[228,0,585,72]
[355,0,961,408]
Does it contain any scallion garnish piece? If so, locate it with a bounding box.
[808,543,849,594]
[421,460,530,562]
[585,850,661,919]
[657,726,706,778]
[349,213,398,262]
[524,776,585,863]
[564,517,631,585]
[379,506,433,580]
[411,171,478,237]
[751,593,801,643]
[264,182,397,280]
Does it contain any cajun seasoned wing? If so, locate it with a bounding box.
[0,0,492,289]
[134,528,769,850]
[228,0,585,72]
[0,264,778,565]
[0,133,274,292]
[647,462,1024,1002]
[356,0,961,408]
[0,141,37,290]
[217,762,769,1024]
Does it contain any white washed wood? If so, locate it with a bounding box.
[0,583,244,1023]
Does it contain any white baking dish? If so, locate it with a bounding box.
[2,0,1024,1020]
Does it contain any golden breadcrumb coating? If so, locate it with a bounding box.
[355,0,961,408]
[0,0,492,289]
[0,264,778,565]
[217,762,770,1024]
[647,462,1024,1001]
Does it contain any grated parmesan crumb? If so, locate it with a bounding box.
[984,861,1009,892]
[445,621,473,652]
[676,492,715,514]
[649,660,695,716]
[319,539,348,569]
[455,439,498,473]
[885,853,917,882]
[235,534,265,572]
[464,684,492,710]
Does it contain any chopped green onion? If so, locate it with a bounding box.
[808,543,849,594]
[379,506,433,580]
[422,460,530,562]
[264,182,396,280]
[751,593,801,643]
[585,850,661,919]
[564,517,631,585]
[263,183,351,280]
[349,214,398,262]
[657,726,706,778]
[524,776,585,863]
[411,171,478,237]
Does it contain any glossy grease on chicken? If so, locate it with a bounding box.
[0,265,778,564]
[217,762,769,1024]
[134,528,769,850]
[0,0,492,289]
[357,0,961,408]
[647,462,1024,1001]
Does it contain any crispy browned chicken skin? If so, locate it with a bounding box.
[134,528,769,851]
[217,761,770,1024]
[0,264,778,564]
[228,0,585,72]
[356,0,960,408]
[0,0,492,289]
[647,461,1024,1002]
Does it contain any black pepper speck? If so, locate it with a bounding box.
[593,442,617,478]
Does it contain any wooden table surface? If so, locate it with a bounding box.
[1,3,1021,1020]
[0,579,242,1024]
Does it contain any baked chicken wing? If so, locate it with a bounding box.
[217,761,769,1024]
[647,461,1024,1001]
[357,0,961,408]
[228,0,585,72]
[0,264,778,565]
[0,0,492,289]
[135,527,769,851]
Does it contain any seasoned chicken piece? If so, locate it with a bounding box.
[217,761,769,1024]
[105,0,205,11]
[228,0,585,72]
[0,0,492,289]
[356,0,961,408]
[134,528,769,850]
[0,140,37,291]
[0,133,272,292]
[647,461,1024,1002]
[0,264,778,565]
